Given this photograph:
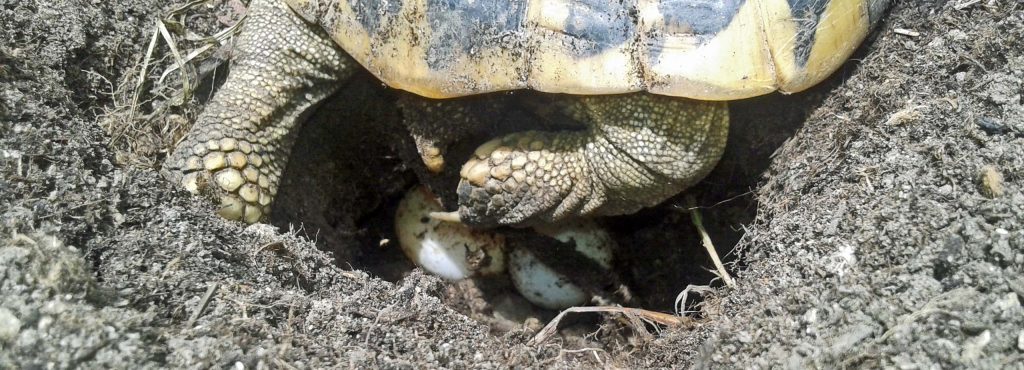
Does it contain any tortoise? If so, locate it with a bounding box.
[165,0,890,226]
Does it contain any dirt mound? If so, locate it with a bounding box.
[2,0,1022,368]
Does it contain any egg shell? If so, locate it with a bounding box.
[395,186,506,280]
[509,221,614,310]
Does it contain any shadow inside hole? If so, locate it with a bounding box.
[269,73,416,280]
[268,50,869,317]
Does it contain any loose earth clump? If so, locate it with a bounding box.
[1,0,1022,368]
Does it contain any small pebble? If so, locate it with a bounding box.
[977,116,1008,135]
[0,307,21,342]
[961,330,991,361]
[979,165,1004,198]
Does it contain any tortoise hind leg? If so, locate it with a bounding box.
[453,93,729,228]
[163,0,356,223]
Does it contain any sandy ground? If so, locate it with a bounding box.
[2,0,1023,368]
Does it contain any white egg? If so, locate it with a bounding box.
[509,221,615,310]
[395,186,506,280]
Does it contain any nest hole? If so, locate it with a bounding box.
[266,63,848,336]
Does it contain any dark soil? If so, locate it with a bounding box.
[2,0,1022,368]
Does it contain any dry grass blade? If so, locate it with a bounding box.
[157,20,192,104]
[528,306,690,346]
[158,17,246,84]
[674,284,714,316]
[170,0,215,14]
[687,196,736,288]
[119,27,163,145]
[153,0,250,106]
[104,0,249,166]
[953,0,981,10]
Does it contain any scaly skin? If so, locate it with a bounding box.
[165,0,729,227]
[451,94,729,227]
[163,0,354,222]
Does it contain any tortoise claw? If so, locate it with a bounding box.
[428,211,463,223]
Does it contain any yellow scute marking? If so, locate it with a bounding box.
[765,0,871,93]
[526,0,640,94]
[641,0,776,100]
[316,0,874,99]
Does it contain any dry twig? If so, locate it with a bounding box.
[187,283,220,327]
[529,306,691,345]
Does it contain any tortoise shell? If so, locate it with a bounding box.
[287,0,889,99]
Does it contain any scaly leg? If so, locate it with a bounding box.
[163,0,355,223]
[450,93,729,227]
